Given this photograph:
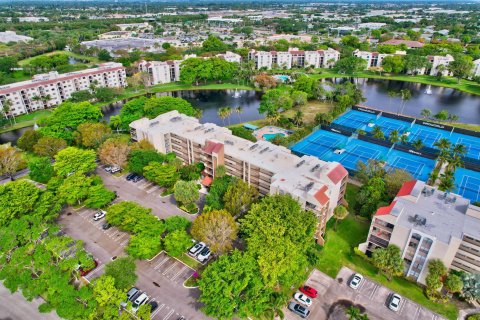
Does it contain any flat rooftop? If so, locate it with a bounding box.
[392,180,480,243]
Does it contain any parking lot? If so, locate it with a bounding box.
[283,267,445,320]
[58,193,210,319]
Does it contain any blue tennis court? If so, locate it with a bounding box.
[291,130,348,158]
[385,149,435,181]
[336,141,385,171]
[408,124,449,147]
[454,168,480,203]
[333,110,377,130]
[367,117,409,136]
[450,133,480,160]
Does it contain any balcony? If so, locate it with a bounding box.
[371,227,391,241]
[373,220,393,233]
[458,244,480,258]
[368,235,389,248]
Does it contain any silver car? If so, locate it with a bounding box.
[349,273,364,290]
[388,293,402,312]
[288,302,310,318]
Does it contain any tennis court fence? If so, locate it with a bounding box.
[381,111,416,123]
[453,127,480,138]
[393,143,439,160]
[352,105,381,115]
[358,133,393,149]
[462,157,480,172]
[321,124,354,137]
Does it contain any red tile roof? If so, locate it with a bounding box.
[203,141,217,154]
[212,143,223,154]
[327,164,348,185]
[375,200,397,216]
[382,39,424,48]
[397,180,417,197]
[314,185,329,206]
[202,176,213,187]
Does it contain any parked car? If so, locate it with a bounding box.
[102,222,112,230]
[293,292,312,307]
[104,165,112,172]
[288,302,310,318]
[126,173,137,181]
[93,210,106,221]
[79,260,98,277]
[349,273,364,290]
[132,292,149,312]
[197,247,211,263]
[126,287,140,301]
[388,293,402,312]
[110,166,121,174]
[147,300,158,312]
[189,242,206,256]
[132,175,143,183]
[299,285,318,298]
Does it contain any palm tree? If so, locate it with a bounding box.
[235,106,243,122]
[346,306,361,320]
[400,134,409,144]
[387,90,397,108]
[452,143,467,157]
[412,139,424,151]
[448,114,459,123]
[447,154,463,172]
[434,138,452,165]
[293,110,303,127]
[333,205,348,231]
[266,111,281,125]
[372,126,385,140]
[399,89,412,115]
[388,129,400,144]
[421,108,431,119]
[224,107,233,125]
[439,171,455,191]
[217,107,227,125]
[1,99,15,124]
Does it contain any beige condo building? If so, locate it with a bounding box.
[130,111,349,244]
[360,180,480,284]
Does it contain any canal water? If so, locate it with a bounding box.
[2,80,480,144]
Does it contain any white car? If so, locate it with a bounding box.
[293,292,312,307]
[110,166,121,174]
[189,242,206,256]
[197,247,211,263]
[93,210,106,221]
[349,273,364,290]
[132,292,149,312]
[388,293,402,312]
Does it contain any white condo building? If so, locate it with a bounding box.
[0,62,126,116]
[138,60,181,85]
[473,59,480,78]
[353,49,407,68]
[248,48,340,70]
[130,110,349,244]
[426,54,454,77]
[216,51,242,63]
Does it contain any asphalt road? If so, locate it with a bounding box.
[0,282,60,320]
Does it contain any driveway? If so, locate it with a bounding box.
[0,282,60,320]
[283,267,446,320]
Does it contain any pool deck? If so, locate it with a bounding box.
[254,126,290,141]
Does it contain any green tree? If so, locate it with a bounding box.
[388,129,400,144]
[163,229,191,257]
[127,233,161,260]
[104,257,137,290]
[434,110,449,121]
[384,169,413,200]
[84,184,115,209]
[56,173,92,205]
[202,35,228,52]
[33,136,67,158]
[128,149,165,174]
[448,55,474,83]
[69,90,94,103]
[191,210,238,254]
[381,55,405,73]
[334,57,367,75]
[174,180,199,206]
[223,179,258,217]
[54,147,96,177]
[93,275,124,319]
[412,139,424,151]
[333,205,348,231]
[98,49,112,61]
[94,87,116,102]
[0,144,25,180]
[461,273,480,302]
[144,163,179,188]
[205,175,236,210]
[371,126,385,140]
[292,76,316,98]
[198,250,274,319]
[404,55,429,75]
[372,245,404,281]
[28,157,54,184]
[421,108,432,119]
[164,216,191,233]
[75,122,111,148]
[17,129,43,152]
[355,177,385,218]
[143,96,197,119]
[444,274,463,294]
[98,138,130,169]
[259,89,293,116]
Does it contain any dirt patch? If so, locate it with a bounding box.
[327,300,367,320]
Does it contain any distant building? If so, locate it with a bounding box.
[115,22,152,31]
[81,38,164,57]
[216,51,242,63]
[353,49,406,68]
[130,110,349,244]
[98,31,133,40]
[248,48,340,70]
[0,31,33,43]
[0,62,126,116]
[426,54,454,76]
[18,17,49,22]
[473,59,480,77]
[381,39,425,49]
[359,180,480,284]
[138,60,181,85]
[357,22,386,30]
[207,17,243,25]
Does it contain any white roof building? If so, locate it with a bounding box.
[0,31,33,43]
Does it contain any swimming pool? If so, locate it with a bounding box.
[274,75,290,82]
[263,133,286,141]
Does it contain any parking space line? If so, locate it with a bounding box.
[163,309,174,320]
[399,299,407,314]
[154,257,170,270]
[171,265,188,281]
[413,306,421,320]
[162,262,178,275]
[151,303,164,318]
[147,186,161,194]
[369,284,379,300]
[120,238,130,246]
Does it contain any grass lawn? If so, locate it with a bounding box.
[0,109,52,133]
[18,50,100,66]
[316,183,458,320]
[283,100,334,124]
[309,69,480,97]
[177,253,202,270]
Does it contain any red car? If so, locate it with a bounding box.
[299,285,318,298]
[80,260,99,277]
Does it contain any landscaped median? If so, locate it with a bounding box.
[316,184,459,320]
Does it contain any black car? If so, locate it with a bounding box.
[148,301,159,312]
[102,222,112,230]
[126,173,138,181]
[132,175,143,183]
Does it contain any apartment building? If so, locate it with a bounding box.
[0,62,126,116]
[426,54,454,76]
[216,51,242,63]
[248,48,340,70]
[138,60,181,85]
[359,180,480,284]
[353,49,407,69]
[130,110,349,244]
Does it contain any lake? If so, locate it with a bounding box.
[2,80,480,144]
